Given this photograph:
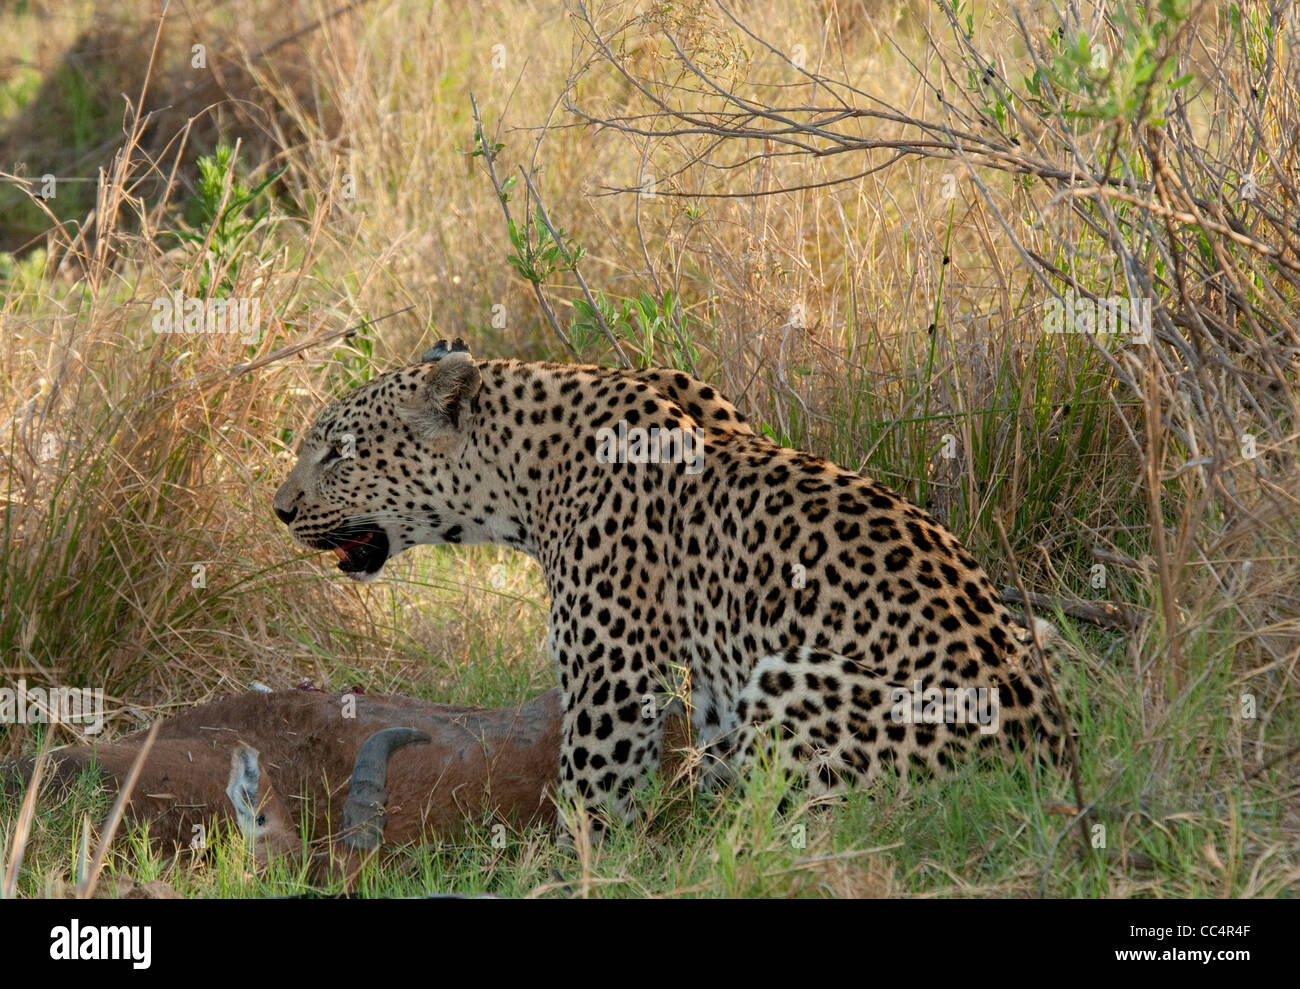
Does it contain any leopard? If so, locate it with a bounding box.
[273,339,1065,833]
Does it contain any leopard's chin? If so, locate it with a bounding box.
[343,564,385,583]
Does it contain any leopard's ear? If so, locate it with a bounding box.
[400,351,481,432]
[420,337,472,363]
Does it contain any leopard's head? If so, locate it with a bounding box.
[272,340,484,581]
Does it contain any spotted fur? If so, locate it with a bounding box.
[274,345,1064,832]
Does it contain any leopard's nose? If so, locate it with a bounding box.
[273,479,300,525]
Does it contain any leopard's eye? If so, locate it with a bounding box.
[321,433,356,465]
[321,439,350,465]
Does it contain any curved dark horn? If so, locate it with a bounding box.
[420,337,471,363]
[340,727,431,851]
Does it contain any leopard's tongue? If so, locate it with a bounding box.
[333,532,374,559]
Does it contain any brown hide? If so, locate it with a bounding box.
[3,688,565,856]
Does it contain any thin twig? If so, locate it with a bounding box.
[1245,743,1300,781]
[516,167,632,368]
[469,93,580,360]
[1000,587,1140,630]
[132,306,416,409]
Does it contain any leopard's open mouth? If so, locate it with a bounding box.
[312,525,390,579]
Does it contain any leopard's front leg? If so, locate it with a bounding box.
[552,627,669,840]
